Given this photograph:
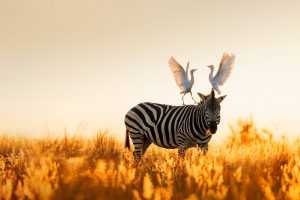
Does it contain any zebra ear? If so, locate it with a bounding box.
[198,93,207,101]
[218,95,227,103]
[211,89,215,98]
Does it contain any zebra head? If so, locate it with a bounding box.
[198,89,226,134]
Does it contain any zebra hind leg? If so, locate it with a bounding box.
[132,134,152,165]
[142,135,152,156]
[130,132,145,165]
[133,149,142,165]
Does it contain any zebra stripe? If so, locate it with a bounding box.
[124,90,226,162]
[124,103,210,157]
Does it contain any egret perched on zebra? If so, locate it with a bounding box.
[124,89,226,163]
[208,53,235,95]
[169,57,197,105]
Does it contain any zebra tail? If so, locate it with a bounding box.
[125,130,130,150]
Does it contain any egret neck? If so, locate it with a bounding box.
[208,66,214,82]
[190,70,196,86]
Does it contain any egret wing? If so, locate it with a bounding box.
[169,57,189,92]
[186,61,189,79]
[212,53,235,86]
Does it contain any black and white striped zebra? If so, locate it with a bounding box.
[124,90,226,162]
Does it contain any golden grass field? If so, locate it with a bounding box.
[0,118,300,200]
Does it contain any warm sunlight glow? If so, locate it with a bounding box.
[0,0,299,139]
[1,1,300,199]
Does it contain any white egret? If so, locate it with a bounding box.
[208,53,235,94]
[169,57,197,105]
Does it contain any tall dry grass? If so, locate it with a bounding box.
[0,119,300,200]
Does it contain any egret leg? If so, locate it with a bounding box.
[181,93,186,105]
[190,92,197,104]
[213,86,221,95]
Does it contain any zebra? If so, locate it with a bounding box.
[124,89,226,162]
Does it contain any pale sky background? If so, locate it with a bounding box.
[0,0,300,140]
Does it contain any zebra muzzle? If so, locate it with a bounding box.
[208,121,218,134]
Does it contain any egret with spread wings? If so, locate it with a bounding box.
[208,53,235,95]
[169,57,197,105]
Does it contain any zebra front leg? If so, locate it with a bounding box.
[177,147,187,166]
[197,143,208,155]
[178,147,187,158]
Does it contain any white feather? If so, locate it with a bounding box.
[208,53,235,94]
[169,57,189,92]
[169,57,197,104]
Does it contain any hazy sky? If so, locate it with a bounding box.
[1,0,300,139]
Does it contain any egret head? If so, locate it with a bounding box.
[207,65,214,70]
[198,89,226,134]
[190,69,197,73]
